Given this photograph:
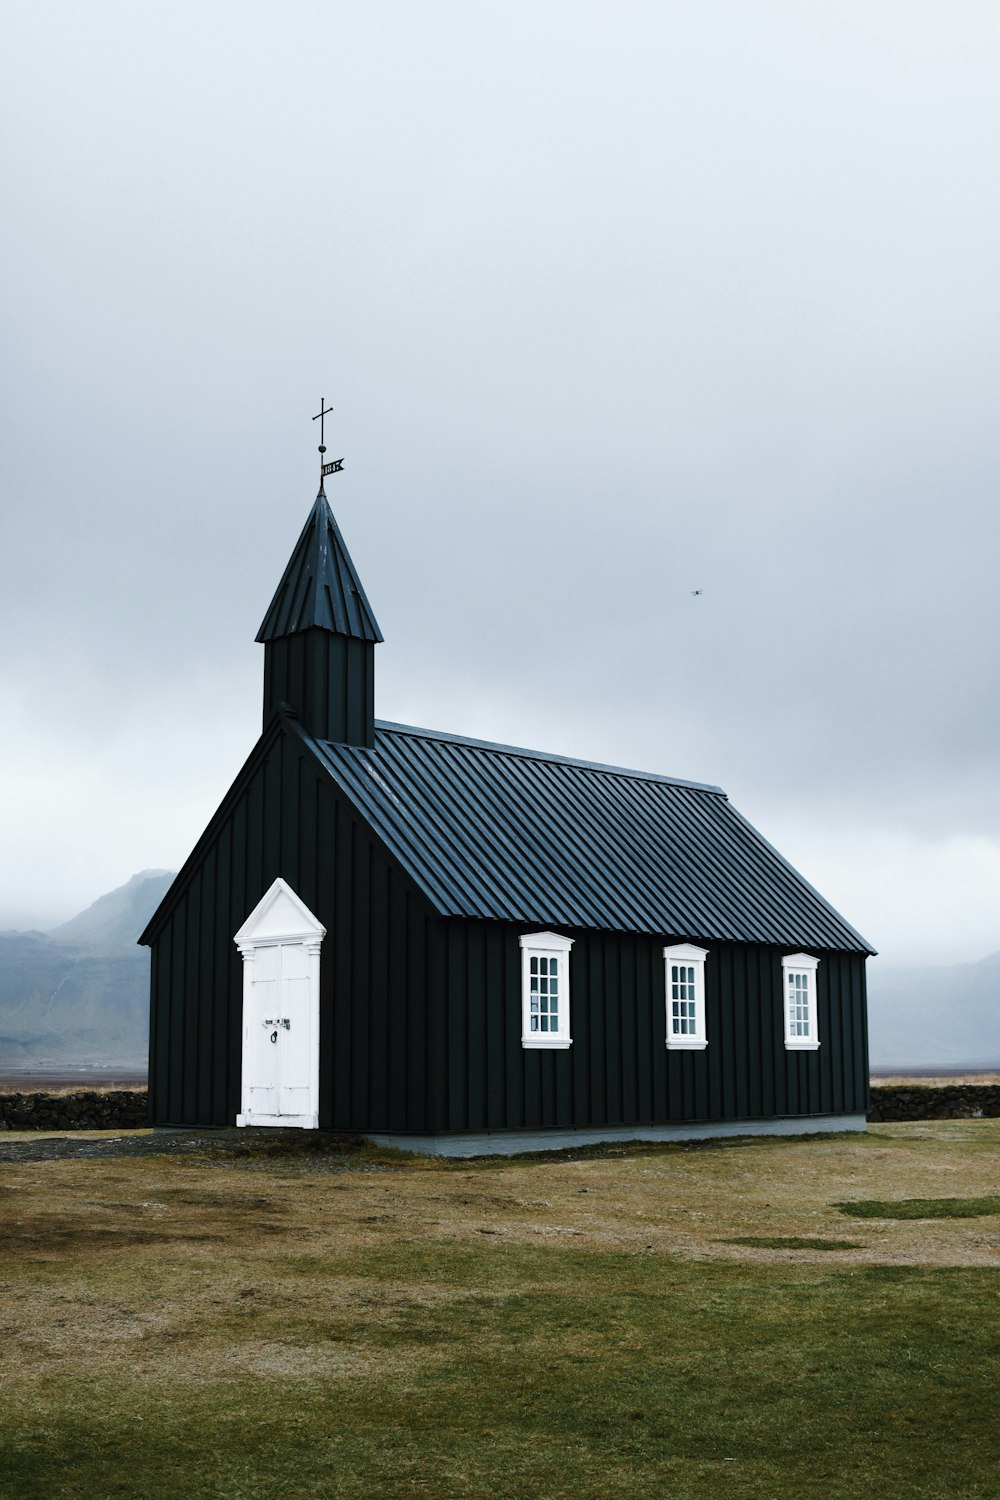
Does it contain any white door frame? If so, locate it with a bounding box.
[234,877,325,1129]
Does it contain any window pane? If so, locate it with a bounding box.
[786,970,812,1037]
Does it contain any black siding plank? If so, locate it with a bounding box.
[631,939,647,1120]
[195,846,215,1124]
[485,926,506,1130]
[446,926,467,1130]
[466,923,487,1132]
[349,823,371,1127]
[619,940,638,1125]
[316,780,337,1130]
[405,894,428,1131]
[385,873,408,1131]
[180,887,198,1125]
[368,851,389,1130]
[331,797,354,1128]
[212,826,232,1123]
[427,921,449,1133]
[168,908,184,1122]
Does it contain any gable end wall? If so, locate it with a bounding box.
[147,725,437,1128]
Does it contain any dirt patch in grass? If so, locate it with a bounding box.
[719,1235,865,1251]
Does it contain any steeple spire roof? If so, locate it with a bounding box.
[256,489,383,644]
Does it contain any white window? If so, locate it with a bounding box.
[663,944,709,1049]
[519,931,574,1049]
[782,952,820,1050]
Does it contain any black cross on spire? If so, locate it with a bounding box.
[312,397,344,486]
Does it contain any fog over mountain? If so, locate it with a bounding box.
[0,872,174,1074]
[48,870,174,950]
[867,952,1000,1071]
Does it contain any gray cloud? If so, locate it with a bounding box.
[2,2,999,957]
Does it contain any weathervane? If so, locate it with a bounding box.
[312,397,344,487]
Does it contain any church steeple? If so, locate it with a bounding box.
[257,486,383,746]
[257,487,383,646]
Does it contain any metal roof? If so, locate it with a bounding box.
[257,490,383,644]
[292,718,874,952]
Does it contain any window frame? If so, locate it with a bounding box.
[663,943,709,1050]
[519,931,574,1049]
[781,952,821,1050]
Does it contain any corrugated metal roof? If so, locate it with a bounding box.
[293,718,874,952]
[257,490,383,644]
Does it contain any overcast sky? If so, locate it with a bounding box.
[2,1,999,965]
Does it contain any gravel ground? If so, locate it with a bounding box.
[0,1127,373,1167]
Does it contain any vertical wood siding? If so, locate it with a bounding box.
[428,923,869,1132]
[148,724,869,1131]
[263,629,375,746]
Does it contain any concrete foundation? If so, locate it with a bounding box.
[365,1112,868,1158]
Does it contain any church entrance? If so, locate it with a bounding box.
[234,878,325,1129]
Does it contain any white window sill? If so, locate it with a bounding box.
[785,1041,820,1051]
[521,1037,572,1050]
[666,1039,708,1050]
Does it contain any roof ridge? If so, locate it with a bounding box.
[372,719,726,796]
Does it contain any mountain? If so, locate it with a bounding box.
[0,872,175,1073]
[49,870,174,951]
[867,951,1000,1070]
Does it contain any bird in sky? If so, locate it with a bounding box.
[690,589,703,597]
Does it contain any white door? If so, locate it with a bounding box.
[242,942,315,1119]
[234,879,325,1129]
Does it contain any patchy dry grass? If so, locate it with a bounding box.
[0,1122,998,1499]
[0,1078,147,1094]
[871,1073,1000,1086]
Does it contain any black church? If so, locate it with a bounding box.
[140,463,874,1153]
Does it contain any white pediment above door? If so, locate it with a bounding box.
[234,878,326,949]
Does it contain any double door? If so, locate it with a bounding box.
[239,939,317,1126]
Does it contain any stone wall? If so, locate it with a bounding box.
[0,1090,148,1130]
[868,1084,1000,1122]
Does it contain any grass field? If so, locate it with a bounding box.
[1,1121,998,1499]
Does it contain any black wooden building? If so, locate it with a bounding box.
[140,483,875,1152]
